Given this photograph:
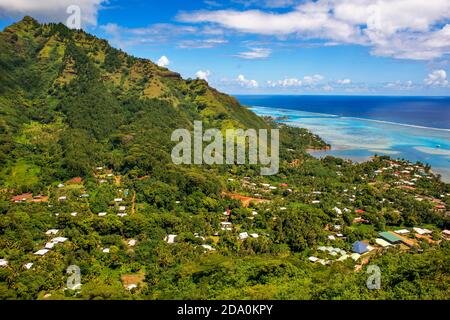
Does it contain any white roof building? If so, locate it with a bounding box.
[24,263,33,270]
[0,259,8,267]
[239,232,249,240]
[201,244,216,251]
[102,248,110,253]
[413,227,432,235]
[375,238,392,247]
[34,249,49,256]
[128,239,137,247]
[98,212,107,217]
[46,229,59,235]
[250,233,259,238]
[165,234,177,244]
[70,212,77,217]
[117,213,128,217]
[395,229,410,234]
[114,198,123,202]
[45,242,55,249]
[350,253,361,261]
[308,256,319,262]
[51,237,68,243]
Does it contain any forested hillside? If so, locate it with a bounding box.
[0,17,448,300]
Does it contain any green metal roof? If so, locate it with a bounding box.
[379,231,403,243]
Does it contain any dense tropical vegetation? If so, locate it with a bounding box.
[0,17,449,300]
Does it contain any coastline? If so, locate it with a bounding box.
[249,105,450,183]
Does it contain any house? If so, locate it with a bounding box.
[165,234,177,244]
[351,253,361,261]
[119,206,126,211]
[312,200,320,204]
[328,235,336,240]
[34,249,49,256]
[51,237,68,243]
[102,248,110,253]
[333,207,342,215]
[58,196,67,201]
[308,256,319,263]
[413,227,432,235]
[250,233,259,238]
[11,193,33,203]
[98,212,107,217]
[57,183,65,188]
[24,263,33,270]
[128,239,137,247]
[80,194,90,198]
[442,230,450,240]
[239,232,249,240]
[66,177,83,184]
[201,244,216,251]
[0,259,8,267]
[45,229,59,235]
[352,241,369,254]
[394,229,410,235]
[117,213,127,217]
[375,238,391,247]
[114,198,123,202]
[353,217,369,223]
[379,231,403,244]
[220,222,232,231]
[45,242,55,249]
[70,212,77,217]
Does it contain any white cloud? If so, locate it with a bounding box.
[178,38,227,49]
[236,74,259,88]
[385,80,414,90]
[424,70,448,86]
[196,70,211,81]
[0,0,106,27]
[235,48,271,59]
[267,74,324,87]
[157,56,170,68]
[178,0,450,60]
[267,78,302,87]
[322,85,334,91]
[302,74,324,85]
[336,78,351,85]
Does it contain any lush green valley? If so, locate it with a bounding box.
[0,17,449,300]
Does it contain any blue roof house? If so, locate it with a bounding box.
[352,241,369,254]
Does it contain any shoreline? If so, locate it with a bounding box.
[250,105,450,183]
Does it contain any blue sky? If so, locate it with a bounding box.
[1,0,450,95]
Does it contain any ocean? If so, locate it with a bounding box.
[235,95,450,182]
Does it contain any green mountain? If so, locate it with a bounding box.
[0,16,297,190]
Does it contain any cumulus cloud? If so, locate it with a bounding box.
[267,74,324,87]
[235,48,272,59]
[196,70,211,81]
[236,74,259,88]
[178,0,450,60]
[178,38,227,49]
[0,0,106,27]
[157,56,170,68]
[336,78,351,85]
[267,78,302,87]
[424,70,448,86]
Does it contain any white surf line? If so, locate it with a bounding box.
[249,105,450,133]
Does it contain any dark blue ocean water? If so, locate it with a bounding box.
[235,95,450,129]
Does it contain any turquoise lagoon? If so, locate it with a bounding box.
[249,106,450,182]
